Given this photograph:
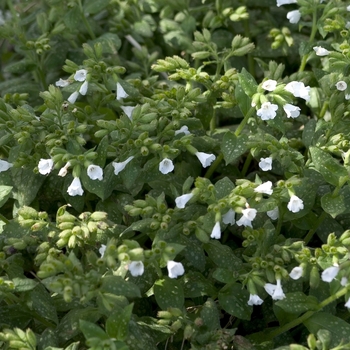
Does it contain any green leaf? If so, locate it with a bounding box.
[13,277,38,292]
[84,0,110,14]
[100,276,141,299]
[79,319,108,340]
[235,83,251,116]
[238,68,258,98]
[309,146,348,187]
[183,271,216,298]
[201,298,220,331]
[218,283,252,320]
[275,292,318,314]
[321,185,350,218]
[215,177,235,199]
[0,185,12,208]
[221,132,248,165]
[89,33,121,55]
[154,278,184,310]
[106,303,133,340]
[63,6,81,31]
[302,119,316,148]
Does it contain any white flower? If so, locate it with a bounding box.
[313,46,330,56]
[167,261,185,279]
[79,80,88,95]
[67,177,84,196]
[346,21,350,30]
[87,164,103,181]
[257,102,278,120]
[195,152,216,168]
[38,159,54,175]
[68,91,79,104]
[247,294,264,306]
[116,82,129,100]
[285,81,311,101]
[283,104,301,118]
[264,279,286,300]
[254,181,273,195]
[345,298,350,309]
[74,69,87,82]
[259,157,272,171]
[336,81,347,91]
[175,193,193,209]
[267,207,279,220]
[0,160,13,172]
[347,5,350,11]
[287,10,301,24]
[121,106,135,120]
[262,79,277,92]
[55,78,70,87]
[346,94,350,100]
[99,244,106,257]
[58,162,71,177]
[112,156,134,175]
[289,266,303,280]
[210,221,221,239]
[175,125,190,136]
[276,0,297,6]
[159,158,174,174]
[341,277,348,286]
[236,208,257,228]
[321,265,340,283]
[128,261,145,277]
[287,195,304,213]
[222,209,235,225]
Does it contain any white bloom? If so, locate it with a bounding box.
[175,193,193,209]
[248,294,264,306]
[38,159,54,175]
[336,81,347,91]
[287,10,301,24]
[289,266,303,280]
[264,279,286,300]
[0,160,13,172]
[283,104,301,118]
[74,69,87,82]
[195,152,216,168]
[58,162,71,177]
[341,277,348,286]
[128,261,144,277]
[346,21,350,30]
[116,82,128,100]
[287,195,304,213]
[254,181,273,195]
[121,106,135,120]
[112,156,134,175]
[346,94,350,100]
[321,266,340,283]
[99,244,106,258]
[79,80,88,95]
[257,102,278,120]
[68,91,79,104]
[159,158,174,174]
[210,221,221,239]
[345,298,350,309]
[175,125,190,136]
[259,157,272,171]
[167,261,185,279]
[276,0,297,6]
[313,46,330,56]
[347,5,350,11]
[236,208,257,228]
[87,164,103,181]
[262,79,277,92]
[285,81,311,101]
[55,78,70,87]
[222,209,235,225]
[67,177,84,196]
[267,207,279,220]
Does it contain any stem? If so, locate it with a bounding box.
[241,152,252,177]
[204,153,223,179]
[303,211,327,244]
[235,106,255,137]
[210,108,216,132]
[0,213,10,224]
[78,0,96,40]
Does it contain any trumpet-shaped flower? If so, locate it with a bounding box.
[116,82,128,100]
[287,195,304,213]
[68,91,79,104]
[195,152,216,168]
[222,209,235,225]
[259,157,272,171]
[283,104,301,118]
[289,266,303,280]
[210,221,221,239]
[236,208,257,228]
[321,266,340,283]
[112,156,134,175]
[341,277,348,286]
[336,81,347,91]
[345,297,350,309]
[74,69,87,82]
[254,181,273,195]
[55,78,70,87]
[159,158,174,174]
[285,81,311,101]
[287,10,301,24]
[175,193,193,209]
[121,106,135,120]
[257,102,278,120]
[67,177,84,196]
[276,0,297,6]
[313,46,330,56]
[0,160,13,173]
[175,125,190,136]
[267,207,279,220]
[99,244,106,258]
[128,261,145,277]
[167,261,185,279]
[58,162,71,177]
[38,159,54,175]
[87,165,103,180]
[79,80,88,95]
[262,79,277,92]
[248,294,264,306]
[264,279,286,300]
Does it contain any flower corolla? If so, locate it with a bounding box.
[261,79,277,91]
[159,158,174,174]
[285,81,311,101]
[248,294,264,306]
[58,162,71,177]
[175,193,193,209]
[254,181,273,195]
[287,10,301,24]
[276,0,297,6]
[121,106,135,120]
[321,265,340,283]
[222,209,235,225]
[287,195,304,213]
[38,159,54,175]
[116,82,128,100]
[87,165,103,181]
[336,81,347,91]
[195,152,216,168]
[55,78,70,87]
[236,208,257,228]
[267,207,279,220]
[264,279,286,300]
[257,102,278,120]
[210,221,221,239]
[79,80,88,95]
[67,177,84,196]
[0,160,13,173]
[175,125,190,136]
[129,261,145,277]
[68,91,79,104]
[99,244,106,258]
[313,46,330,56]
[74,69,87,82]
[289,266,303,280]
[259,157,272,171]
[112,156,134,176]
[283,104,301,118]
[167,261,185,279]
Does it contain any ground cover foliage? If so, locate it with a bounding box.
[0,0,350,349]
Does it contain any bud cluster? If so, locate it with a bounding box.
[0,328,36,350]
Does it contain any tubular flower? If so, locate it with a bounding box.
[175,125,190,136]
[283,104,301,118]
[55,78,70,87]
[236,208,257,228]
[128,261,145,277]
[167,261,185,279]
[175,193,193,209]
[248,294,264,306]
[68,91,79,104]
[116,82,128,100]
[285,81,311,101]
[112,156,134,176]
[38,159,54,175]
[336,81,347,91]
[261,79,277,91]
[79,80,88,95]
[287,10,301,24]
[287,195,304,213]
[254,181,273,195]
[210,221,221,239]
[195,152,216,168]
[222,209,235,225]
[87,165,103,181]
[313,46,330,56]
[259,157,272,171]
[58,162,71,177]
[289,266,303,280]
[121,106,135,120]
[99,244,106,258]
[276,0,297,6]
[267,207,279,220]
[159,158,174,174]
[67,177,84,196]
[257,102,278,120]
[321,265,340,283]
[264,279,286,300]
[0,160,13,172]
[74,69,87,82]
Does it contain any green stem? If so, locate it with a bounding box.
[241,152,252,177]
[0,213,10,224]
[78,0,96,40]
[303,211,327,245]
[235,106,255,137]
[275,209,283,236]
[204,153,223,179]
[210,108,216,132]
